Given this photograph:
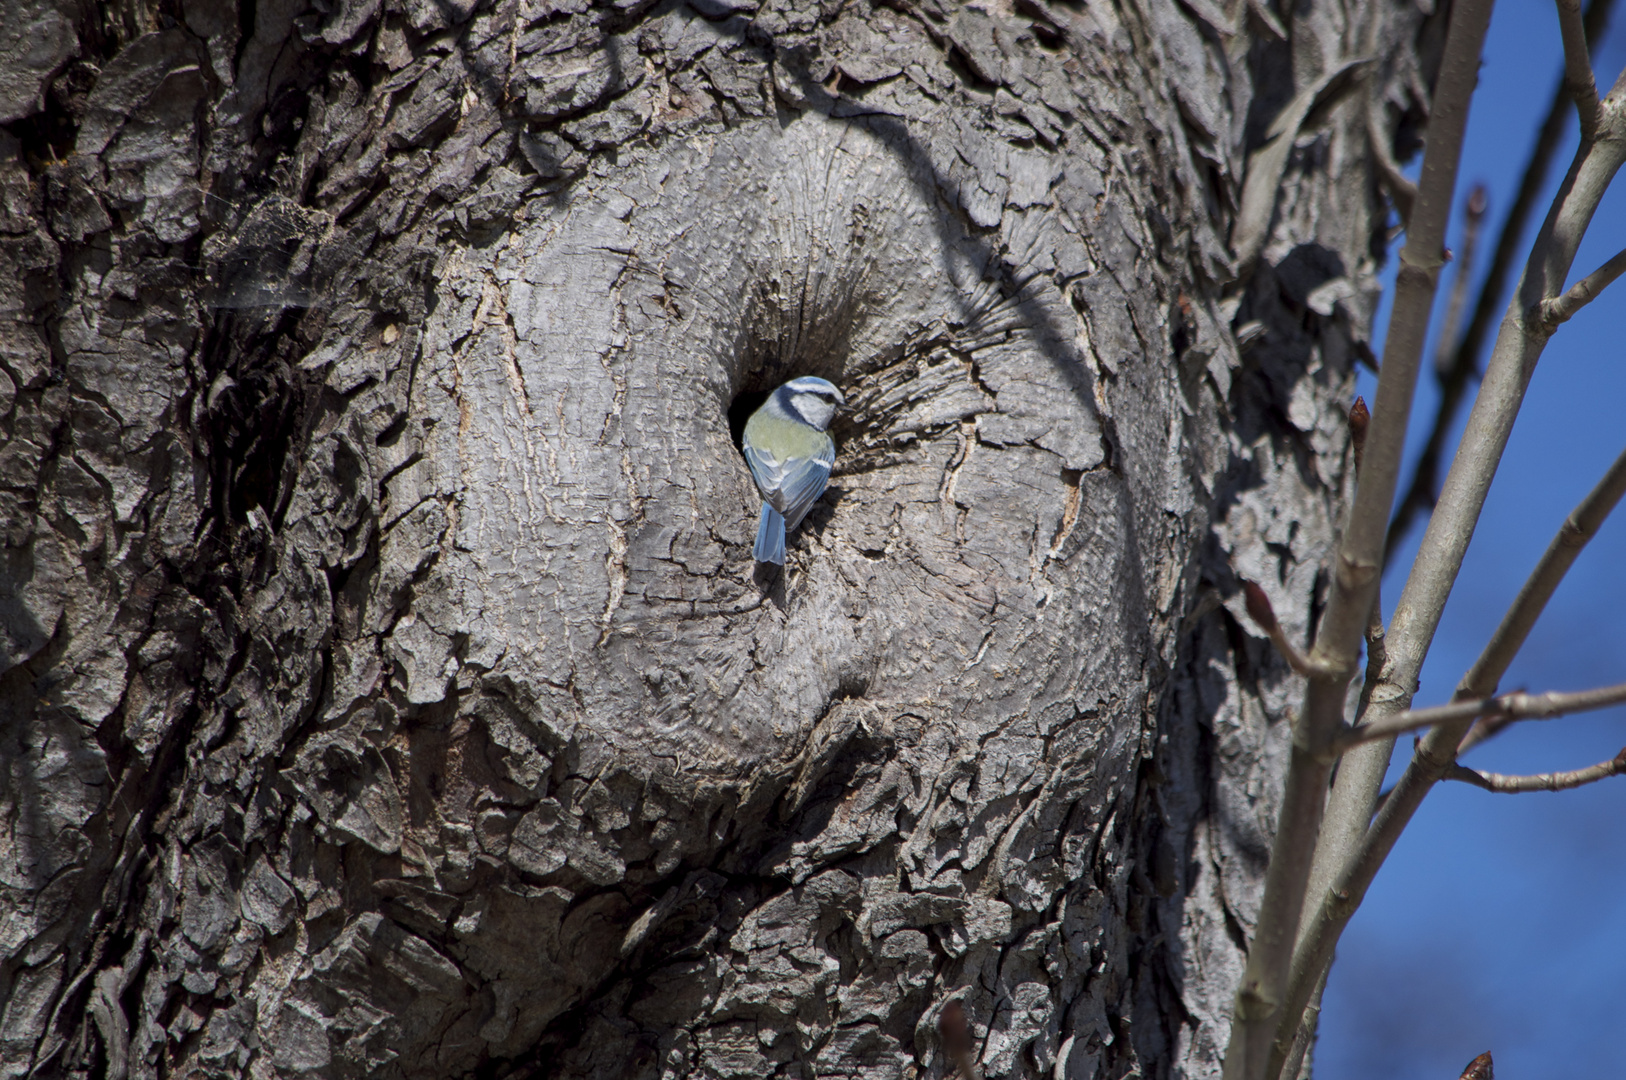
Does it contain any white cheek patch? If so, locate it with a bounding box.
[795,395,838,431]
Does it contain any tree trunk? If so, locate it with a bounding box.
[0,0,1435,1077]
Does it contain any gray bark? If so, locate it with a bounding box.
[0,0,1434,1077]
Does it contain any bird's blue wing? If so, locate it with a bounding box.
[742,441,779,498]
[745,436,833,532]
[774,438,835,531]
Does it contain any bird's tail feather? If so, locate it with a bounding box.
[754,503,786,564]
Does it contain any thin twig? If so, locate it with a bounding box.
[1295,586,1389,925]
[1278,968,1329,1080]
[1292,417,1390,992]
[1456,712,1517,755]
[1368,103,1418,225]
[1557,0,1603,143]
[1242,582,1320,677]
[1458,439,1626,711]
[1383,0,1619,570]
[1220,4,1497,1078]
[1296,412,1383,893]
[1537,245,1626,327]
[1447,749,1626,792]
[1433,186,1488,377]
[1270,70,1626,1078]
[1296,426,1383,887]
[1336,680,1626,750]
[1455,439,1626,748]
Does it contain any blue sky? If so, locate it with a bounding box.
[1317,2,1626,1078]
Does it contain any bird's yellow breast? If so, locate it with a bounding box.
[744,409,833,461]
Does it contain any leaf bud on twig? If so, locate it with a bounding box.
[1348,397,1370,473]
[1242,580,1279,636]
[1466,183,1488,221]
[1241,581,1317,677]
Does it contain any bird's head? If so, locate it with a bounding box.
[778,376,845,431]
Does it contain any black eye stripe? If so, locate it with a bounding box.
[789,385,841,404]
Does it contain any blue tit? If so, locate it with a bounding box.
[742,376,845,564]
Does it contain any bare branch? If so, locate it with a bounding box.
[1337,680,1626,749]
[1457,712,1517,755]
[1267,70,1626,1080]
[1383,0,1619,570]
[1289,455,1390,1040]
[1294,586,1389,938]
[1538,245,1626,327]
[1433,186,1489,377]
[1557,0,1603,143]
[1362,585,1384,679]
[1368,103,1417,225]
[1447,749,1626,792]
[1277,969,1328,1080]
[1221,4,1498,1078]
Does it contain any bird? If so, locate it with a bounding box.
[741,376,845,565]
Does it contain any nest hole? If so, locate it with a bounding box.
[727,386,773,452]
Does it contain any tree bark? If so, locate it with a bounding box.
[0,0,1435,1077]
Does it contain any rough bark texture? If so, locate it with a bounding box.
[0,0,1434,1077]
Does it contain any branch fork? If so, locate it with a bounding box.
[1556,0,1602,142]
[1534,246,1626,330]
